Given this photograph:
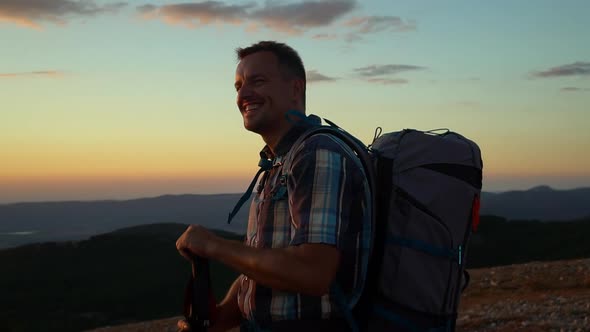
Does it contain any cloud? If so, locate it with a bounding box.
[137,4,157,14]
[561,87,590,92]
[135,1,416,42]
[139,0,356,34]
[249,0,356,35]
[353,64,425,77]
[137,1,253,27]
[0,0,127,29]
[344,15,416,34]
[365,78,408,85]
[312,33,339,40]
[307,70,338,83]
[531,62,590,78]
[0,70,65,78]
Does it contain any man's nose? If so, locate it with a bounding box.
[237,83,253,101]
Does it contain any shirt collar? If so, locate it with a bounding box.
[259,114,321,161]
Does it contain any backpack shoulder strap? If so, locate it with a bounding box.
[283,124,376,195]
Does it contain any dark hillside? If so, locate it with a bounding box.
[2,217,590,331]
[467,216,590,268]
[0,224,242,332]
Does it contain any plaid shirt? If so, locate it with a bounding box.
[237,118,372,323]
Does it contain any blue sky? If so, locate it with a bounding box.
[1,0,589,203]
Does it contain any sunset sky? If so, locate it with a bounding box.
[1,0,589,203]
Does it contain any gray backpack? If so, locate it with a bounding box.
[364,128,482,332]
[285,119,483,332]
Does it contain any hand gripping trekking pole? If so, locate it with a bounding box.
[183,253,216,332]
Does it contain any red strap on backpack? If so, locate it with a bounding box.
[471,195,481,232]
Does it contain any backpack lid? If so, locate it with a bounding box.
[372,130,483,173]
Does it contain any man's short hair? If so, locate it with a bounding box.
[236,41,306,109]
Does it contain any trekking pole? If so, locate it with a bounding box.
[183,253,213,332]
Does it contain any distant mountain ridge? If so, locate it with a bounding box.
[0,194,248,249]
[1,186,589,249]
[480,186,590,221]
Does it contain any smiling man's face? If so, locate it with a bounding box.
[234,51,295,136]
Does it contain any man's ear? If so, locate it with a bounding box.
[291,79,305,106]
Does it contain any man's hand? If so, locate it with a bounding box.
[176,319,190,332]
[176,224,219,259]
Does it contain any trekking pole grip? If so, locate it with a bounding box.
[194,255,211,331]
[183,252,211,332]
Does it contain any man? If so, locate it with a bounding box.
[176,41,371,332]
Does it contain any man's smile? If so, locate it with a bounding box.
[241,101,265,115]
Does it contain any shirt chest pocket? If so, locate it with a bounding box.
[261,172,288,202]
[263,173,294,248]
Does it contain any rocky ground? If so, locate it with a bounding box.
[88,258,590,332]
[457,258,590,332]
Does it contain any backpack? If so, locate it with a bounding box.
[228,115,483,332]
[283,118,483,332]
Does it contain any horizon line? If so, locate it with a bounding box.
[1,184,588,205]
